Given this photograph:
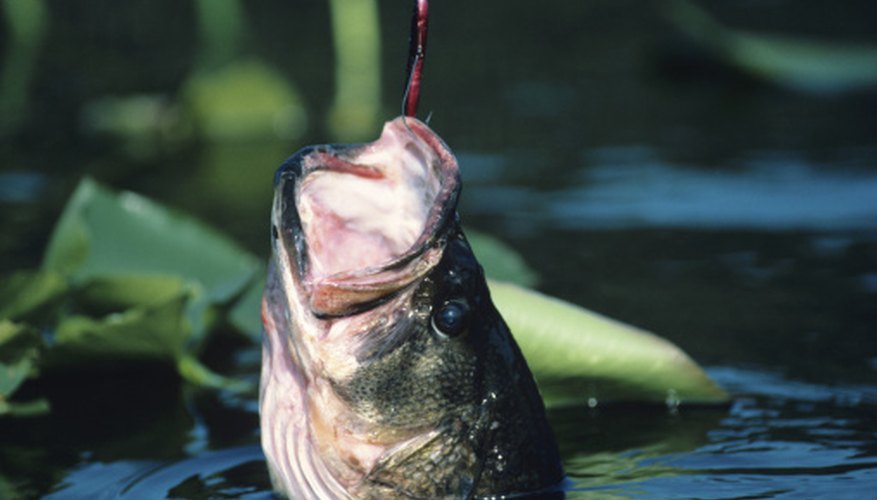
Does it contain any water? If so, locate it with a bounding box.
[2,0,877,498]
[559,368,877,498]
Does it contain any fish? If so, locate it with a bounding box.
[260,116,564,499]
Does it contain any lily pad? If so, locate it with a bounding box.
[0,320,48,416]
[0,320,41,396]
[43,178,260,304]
[227,275,265,342]
[76,274,190,313]
[49,296,191,366]
[0,270,66,322]
[466,229,539,287]
[14,178,725,411]
[35,178,261,391]
[665,0,877,94]
[180,58,307,141]
[488,280,730,407]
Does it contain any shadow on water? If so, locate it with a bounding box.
[45,446,271,500]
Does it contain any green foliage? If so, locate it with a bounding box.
[193,0,245,69]
[0,321,40,397]
[489,281,729,407]
[0,475,15,500]
[0,271,56,416]
[665,0,877,94]
[0,321,48,416]
[50,294,190,366]
[327,0,381,141]
[465,229,539,287]
[0,270,66,322]
[180,59,307,141]
[228,276,265,343]
[0,0,48,135]
[0,178,261,415]
[1,178,728,416]
[463,230,727,406]
[43,179,260,301]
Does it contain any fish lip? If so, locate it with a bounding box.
[272,117,460,317]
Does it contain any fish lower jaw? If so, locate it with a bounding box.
[259,359,353,499]
[260,321,389,497]
[260,374,403,499]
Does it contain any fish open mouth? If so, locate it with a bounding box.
[273,117,460,316]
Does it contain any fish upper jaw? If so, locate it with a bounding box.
[271,116,460,319]
[265,115,463,402]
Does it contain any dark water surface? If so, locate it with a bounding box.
[2,0,876,498]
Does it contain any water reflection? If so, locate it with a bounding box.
[711,367,877,405]
[44,446,270,499]
[0,171,46,203]
[32,366,871,499]
[558,367,877,498]
[464,149,877,231]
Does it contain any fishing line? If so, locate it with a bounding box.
[401,52,420,125]
[402,0,429,136]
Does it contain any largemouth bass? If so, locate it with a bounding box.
[260,116,564,498]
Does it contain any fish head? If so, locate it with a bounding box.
[261,117,563,498]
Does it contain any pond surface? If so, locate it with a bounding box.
[2,0,876,498]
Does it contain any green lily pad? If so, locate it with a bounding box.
[49,295,191,366]
[26,178,725,409]
[0,320,48,416]
[34,178,260,392]
[488,280,730,407]
[0,320,41,397]
[665,0,877,93]
[0,270,66,322]
[181,58,307,141]
[76,274,190,313]
[466,229,539,287]
[42,177,263,348]
[43,178,260,304]
[0,476,11,500]
[72,273,217,348]
[227,274,265,342]
[223,230,724,405]
[43,294,248,393]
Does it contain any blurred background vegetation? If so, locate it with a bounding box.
[2,0,875,265]
[3,0,876,379]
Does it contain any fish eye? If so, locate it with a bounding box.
[431,301,469,338]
